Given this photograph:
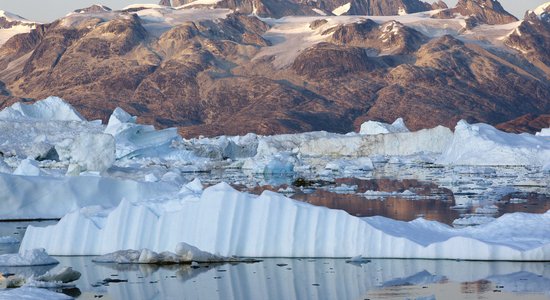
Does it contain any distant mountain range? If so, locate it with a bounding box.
[0,0,549,137]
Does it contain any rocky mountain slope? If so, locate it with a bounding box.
[162,0,443,18]
[0,0,549,137]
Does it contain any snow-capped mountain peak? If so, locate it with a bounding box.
[0,10,32,23]
[530,1,550,22]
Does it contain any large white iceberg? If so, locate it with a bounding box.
[20,182,550,261]
[0,97,84,122]
[439,121,550,166]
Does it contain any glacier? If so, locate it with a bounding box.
[20,181,550,260]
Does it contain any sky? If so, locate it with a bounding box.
[0,0,548,22]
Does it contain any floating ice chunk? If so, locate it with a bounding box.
[475,205,499,214]
[105,107,182,159]
[359,118,410,135]
[62,133,115,173]
[452,215,496,227]
[325,157,374,173]
[104,107,137,135]
[34,267,81,284]
[345,255,371,264]
[94,242,226,264]
[175,242,224,262]
[0,236,18,244]
[0,97,85,122]
[438,120,550,166]
[13,159,42,176]
[243,153,296,174]
[0,249,58,267]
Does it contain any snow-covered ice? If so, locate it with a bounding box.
[359,118,410,135]
[439,121,550,166]
[0,249,57,267]
[93,242,226,264]
[0,97,84,122]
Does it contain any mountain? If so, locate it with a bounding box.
[432,0,517,28]
[505,2,550,68]
[161,0,440,17]
[0,3,549,137]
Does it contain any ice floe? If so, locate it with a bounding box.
[0,249,58,267]
[93,242,230,264]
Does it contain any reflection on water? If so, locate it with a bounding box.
[32,257,549,300]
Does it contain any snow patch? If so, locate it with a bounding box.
[332,3,351,16]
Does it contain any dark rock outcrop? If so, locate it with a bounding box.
[433,0,517,27]
[505,5,550,67]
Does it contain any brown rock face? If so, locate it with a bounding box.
[496,114,550,134]
[433,0,517,27]
[505,9,550,67]
[348,0,433,16]
[0,8,549,137]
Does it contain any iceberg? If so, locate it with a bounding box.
[105,107,182,159]
[438,121,550,166]
[299,126,453,157]
[0,97,84,122]
[20,182,550,261]
[359,118,410,135]
[0,172,178,219]
[93,242,229,264]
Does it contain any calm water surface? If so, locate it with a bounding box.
[1,164,549,299]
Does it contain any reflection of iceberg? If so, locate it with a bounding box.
[382,270,446,287]
[21,183,550,261]
[52,257,550,300]
[487,271,550,294]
